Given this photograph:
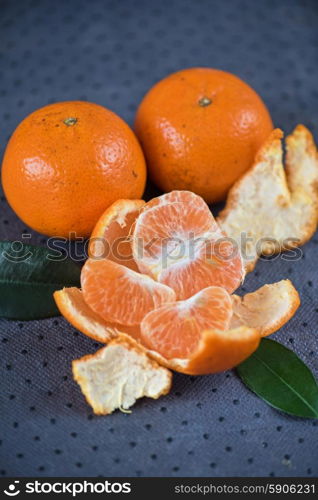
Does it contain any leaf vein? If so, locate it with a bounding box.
[253,353,318,417]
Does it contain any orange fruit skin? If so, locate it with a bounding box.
[134,68,273,203]
[54,287,142,343]
[2,101,146,238]
[88,199,145,271]
[181,326,261,375]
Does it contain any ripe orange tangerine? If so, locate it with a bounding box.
[2,101,146,238]
[135,67,273,202]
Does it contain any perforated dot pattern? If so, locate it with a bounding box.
[0,0,318,477]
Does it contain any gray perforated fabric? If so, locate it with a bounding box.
[0,0,318,478]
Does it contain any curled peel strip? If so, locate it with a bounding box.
[218,125,318,272]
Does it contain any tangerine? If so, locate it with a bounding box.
[2,101,146,238]
[135,68,273,202]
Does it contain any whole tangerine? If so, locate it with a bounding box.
[135,68,273,203]
[2,101,146,238]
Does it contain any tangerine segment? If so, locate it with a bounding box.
[143,190,216,214]
[134,201,219,277]
[140,286,232,359]
[89,199,145,271]
[132,191,244,299]
[54,287,141,343]
[157,238,244,301]
[81,259,176,326]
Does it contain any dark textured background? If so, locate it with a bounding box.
[0,0,317,478]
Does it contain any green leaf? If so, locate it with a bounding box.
[237,338,318,419]
[0,241,81,320]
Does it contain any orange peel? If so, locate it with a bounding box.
[88,198,145,271]
[218,125,318,272]
[53,287,141,343]
[149,325,260,375]
[72,334,172,415]
[231,279,300,337]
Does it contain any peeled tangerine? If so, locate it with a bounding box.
[54,181,304,413]
[55,279,300,413]
[218,125,318,272]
